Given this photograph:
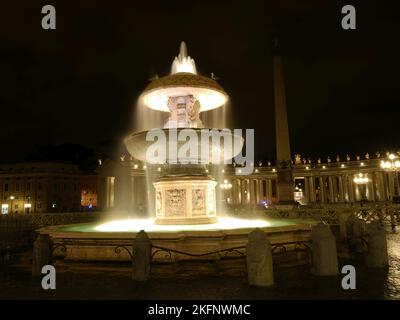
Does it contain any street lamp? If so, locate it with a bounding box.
[9,195,14,214]
[380,153,400,202]
[220,179,232,204]
[220,179,232,190]
[353,173,369,201]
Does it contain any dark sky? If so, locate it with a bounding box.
[1,0,399,162]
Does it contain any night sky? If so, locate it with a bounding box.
[1,0,399,163]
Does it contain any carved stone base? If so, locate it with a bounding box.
[154,177,217,225]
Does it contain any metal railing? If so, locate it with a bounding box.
[113,240,312,265]
[0,211,103,252]
[265,204,400,229]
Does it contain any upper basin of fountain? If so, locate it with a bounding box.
[142,73,228,112]
[141,41,228,112]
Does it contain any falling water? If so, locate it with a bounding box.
[201,101,232,216]
[130,99,233,218]
[133,96,168,132]
[128,42,234,219]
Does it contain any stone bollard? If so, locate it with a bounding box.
[365,222,389,268]
[311,223,338,276]
[348,216,367,253]
[352,218,365,238]
[32,234,52,276]
[246,228,273,287]
[338,211,351,240]
[132,230,152,281]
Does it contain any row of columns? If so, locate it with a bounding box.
[223,171,400,205]
[301,171,399,204]
[98,170,400,209]
[228,178,275,206]
[98,175,148,211]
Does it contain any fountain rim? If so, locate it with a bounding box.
[38,218,316,239]
[123,128,245,163]
[141,72,229,112]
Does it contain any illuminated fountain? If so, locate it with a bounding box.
[124,41,241,225]
[38,42,314,272]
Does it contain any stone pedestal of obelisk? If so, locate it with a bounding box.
[274,50,295,208]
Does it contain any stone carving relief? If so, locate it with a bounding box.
[156,191,162,217]
[164,95,204,128]
[192,189,205,215]
[165,189,186,217]
[187,96,203,128]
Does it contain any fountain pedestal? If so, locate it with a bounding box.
[154,176,217,225]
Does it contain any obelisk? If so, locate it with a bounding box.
[273,44,295,206]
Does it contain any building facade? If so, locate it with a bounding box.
[96,51,399,212]
[96,152,400,213]
[0,162,97,214]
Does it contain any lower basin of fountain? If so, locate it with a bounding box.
[38,216,316,277]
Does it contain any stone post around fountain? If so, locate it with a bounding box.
[32,234,52,276]
[246,228,274,286]
[311,223,338,276]
[132,230,152,281]
[365,222,389,268]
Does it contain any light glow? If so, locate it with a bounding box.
[94,217,270,232]
[143,87,227,112]
[353,173,369,184]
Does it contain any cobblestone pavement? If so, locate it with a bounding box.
[0,230,399,300]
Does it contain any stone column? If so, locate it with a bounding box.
[304,177,310,204]
[368,173,375,201]
[97,177,106,210]
[338,175,344,202]
[393,171,400,197]
[259,179,264,203]
[246,229,273,286]
[343,175,349,202]
[383,172,390,200]
[250,179,256,205]
[319,176,325,203]
[311,224,338,276]
[255,179,261,204]
[267,179,273,204]
[388,172,395,199]
[309,177,316,203]
[237,179,242,205]
[354,184,360,201]
[376,172,385,201]
[132,230,152,281]
[348,175,355,202]
[328,176,334,203]
[245,179,251,204]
